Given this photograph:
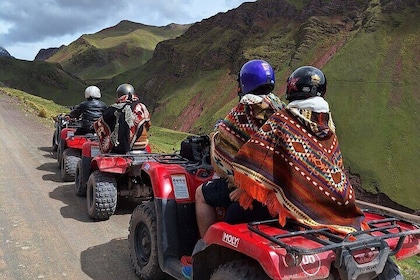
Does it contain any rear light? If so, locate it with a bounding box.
[284,253,302,267]
[352,247,379,264]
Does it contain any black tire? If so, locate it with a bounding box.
[52,133,58,152]
[75,160,86,197]
[61,148,81,182]
[57,143,62,168]
[210,260,270,280]
[128,202,166,280]
[86,171,117,221]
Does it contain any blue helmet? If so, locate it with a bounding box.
[238,59,275,96]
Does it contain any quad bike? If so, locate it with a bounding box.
[75,139,157,221]
[52,113,80,152]
[56,119,98,182]
[127,136,420,280]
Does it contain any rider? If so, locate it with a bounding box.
[67,85,107,135]
[194,59,286,238]
[94,83,151,154]
[232,66,367,235]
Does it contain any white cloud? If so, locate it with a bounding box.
[0,0,253,60]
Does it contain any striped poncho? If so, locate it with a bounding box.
[211,93,285,184]
[232,102,366,235]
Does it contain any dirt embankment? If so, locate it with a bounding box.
[348,171,418,216]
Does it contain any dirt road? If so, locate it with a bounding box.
[0,93,139,280]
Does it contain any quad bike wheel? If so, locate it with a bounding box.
[210,260,270,280]
[52,134,58,152]
[56,143,63,168]
[86,170,117,221]
[75,160,86,197]
[61,148,81,182]
[128,202,166,280]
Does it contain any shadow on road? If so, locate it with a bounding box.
[49,184,93,222]
[38,146,55,157]
[49,184,141,222]
[80,238,138,280]
[37,162,62,182]
[37,146,63,182]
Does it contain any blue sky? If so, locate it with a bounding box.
[0,0,254,61]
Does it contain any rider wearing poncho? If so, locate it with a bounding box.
[94,84,151,154]
[233,66,367,235]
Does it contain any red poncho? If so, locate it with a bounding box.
[233,106,367,235]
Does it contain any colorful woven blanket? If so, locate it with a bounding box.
[94,95,151,154]
[232,108,366,235]
[211,93,285,183]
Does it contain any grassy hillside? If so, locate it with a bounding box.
[324,5,420,209]
[0,56,92,106]
[47,21,190,81]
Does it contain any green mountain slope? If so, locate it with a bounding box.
[0,56,89,106]
[324,4,420,210]
[46,20,190,81]
[110,0,419,210]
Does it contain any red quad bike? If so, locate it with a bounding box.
[127,138,420,280]
[52,113,81,152]
[57,120,98,182]
[76,140,157,221]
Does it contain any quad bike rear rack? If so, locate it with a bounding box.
[248,210,420,257]
[248,210,420,279]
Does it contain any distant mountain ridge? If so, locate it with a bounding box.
[35,45,65,61]
[44,20,191,81]
[0,46,11,57]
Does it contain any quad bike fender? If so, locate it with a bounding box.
[141,161,212,201]
[90,155,132,174]
[154,198,199,278]
[66,135,91,150]
[60,127,76,142]
[195,222,332,280]
[81,141,100,158]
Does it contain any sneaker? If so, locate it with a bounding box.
[182,265,192,279]
[180,255,192,279]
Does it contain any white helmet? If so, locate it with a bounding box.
[84,85,101,99]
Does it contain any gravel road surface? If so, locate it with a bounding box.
[0,93,139,280]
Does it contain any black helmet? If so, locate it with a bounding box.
[116,83,135,98]
[286,66,327,102]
